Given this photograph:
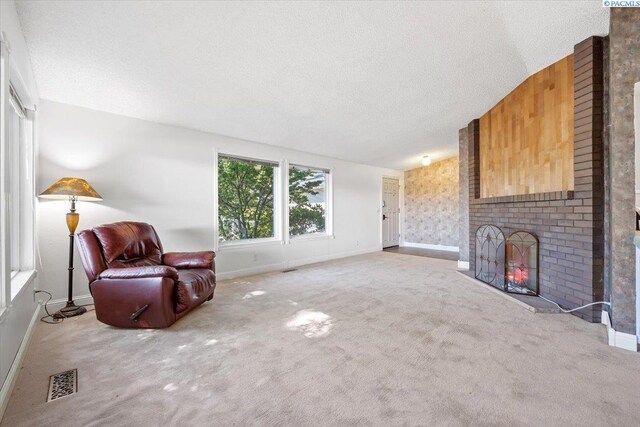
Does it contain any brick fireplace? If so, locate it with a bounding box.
[465,37,606,322]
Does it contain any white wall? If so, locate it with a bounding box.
[0,0,39,419]
[37,100,402,302]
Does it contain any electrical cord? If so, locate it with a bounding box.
[35,290,94,324]
[36,290,62,324]
[537,294,610,313]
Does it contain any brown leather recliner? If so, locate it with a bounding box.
[76,221,216,328]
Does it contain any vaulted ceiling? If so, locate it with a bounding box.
[16,1,609,170]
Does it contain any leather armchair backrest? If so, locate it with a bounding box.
[76,229,108,283]
[91,222,164,269]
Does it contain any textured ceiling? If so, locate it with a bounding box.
[16,1,609,170]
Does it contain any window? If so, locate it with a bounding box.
[288,165,329,237]
[1,36,36,310]
[1,83,35,302]
[217,155,278,243]
[8,87,25,277]
[215,154,332,247]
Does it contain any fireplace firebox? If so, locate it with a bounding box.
[505,231,538,295]
[475,225,539,296]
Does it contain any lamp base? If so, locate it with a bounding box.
[53,302,87,319]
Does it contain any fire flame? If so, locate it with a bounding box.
[507,268,528,284]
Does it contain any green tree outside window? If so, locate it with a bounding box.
[217,157,327,242]
[218,157,275,241]
[288,166,326,236]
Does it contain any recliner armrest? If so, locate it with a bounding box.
[162,251,215,269]
[89,276,177,328]
[98,266,179,281]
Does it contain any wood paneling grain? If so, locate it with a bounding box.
[479,55,574,198]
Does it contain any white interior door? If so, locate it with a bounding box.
[382,177,400,248]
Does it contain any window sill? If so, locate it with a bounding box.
[218,238,283,250]
[11,269,37,301]
[0,269,37,324]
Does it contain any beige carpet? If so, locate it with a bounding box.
[2,252,639,426]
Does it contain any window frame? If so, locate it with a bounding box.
[286,163,332,241]
[0,33,7,314]
[214,150,334,251]
[214,151,283,249]
[7,85,35,302]
[8,86,25,277]
[1,34,37,313]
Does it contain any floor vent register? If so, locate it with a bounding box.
[47,369,78,402]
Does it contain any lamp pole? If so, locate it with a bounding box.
[54,195,87,318]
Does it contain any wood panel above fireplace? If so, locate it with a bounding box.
[479,55,575,198]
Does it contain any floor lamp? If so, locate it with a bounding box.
[39,177,102,318]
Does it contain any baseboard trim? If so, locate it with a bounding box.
[287,254,332,269]
[457,260,470,270]
[0,304,40,422]
[217,246,381,281]
[601,311,637,352]
[402,242,459,252]
[217,262,288,281]
[44,294,94,314]
[328,246,381,261]
[287,246,381,270]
